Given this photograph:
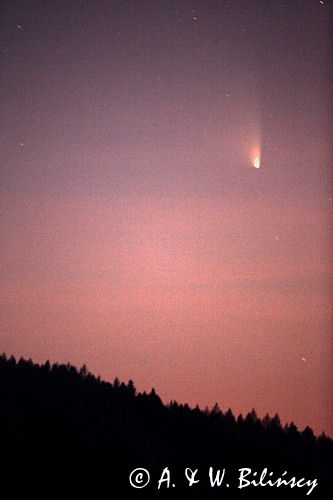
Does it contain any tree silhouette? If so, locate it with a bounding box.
[0,353,331,499]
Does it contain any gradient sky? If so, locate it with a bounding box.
[1,0,332,435]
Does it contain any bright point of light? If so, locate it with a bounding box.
[250,146,261,169]
[253,156,260,169]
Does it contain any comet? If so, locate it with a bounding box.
[253,156,260,169]
[250,146,261,169]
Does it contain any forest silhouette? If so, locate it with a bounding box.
[0,353,331,499]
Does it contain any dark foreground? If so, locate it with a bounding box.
[0,354,331,499]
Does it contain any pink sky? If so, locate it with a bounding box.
[1,186,332,435]
[1,0,332,436]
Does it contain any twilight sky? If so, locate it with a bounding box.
[1,0,332,435]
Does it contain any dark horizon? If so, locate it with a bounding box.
[2,350,332,439]
[0,353,332,499]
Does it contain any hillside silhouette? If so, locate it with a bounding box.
[0,353,331,499]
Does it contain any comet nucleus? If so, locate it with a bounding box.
[253,156,260,169]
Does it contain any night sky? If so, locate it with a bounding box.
[1,0,332,435]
